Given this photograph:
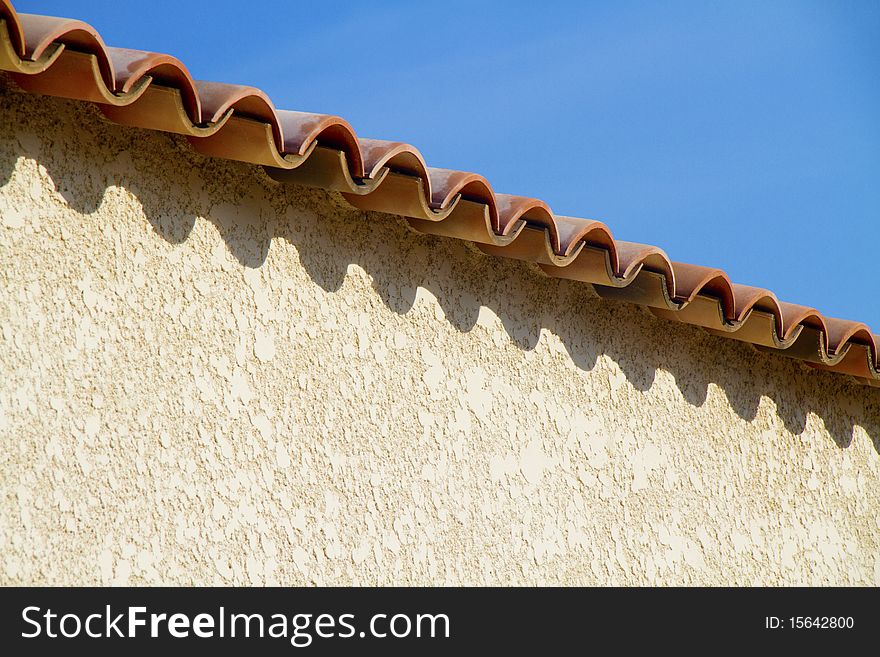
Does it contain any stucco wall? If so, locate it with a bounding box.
[1,78,879,586]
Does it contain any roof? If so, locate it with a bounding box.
[1,0,877,388]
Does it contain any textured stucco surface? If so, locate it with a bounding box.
[1,78,879,586]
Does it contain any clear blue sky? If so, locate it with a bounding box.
[17,0,880,328]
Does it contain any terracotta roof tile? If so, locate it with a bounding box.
[1,0,877,386]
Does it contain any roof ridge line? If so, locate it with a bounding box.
[1,0,877,387]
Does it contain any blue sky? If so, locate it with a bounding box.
[18,0,880,327]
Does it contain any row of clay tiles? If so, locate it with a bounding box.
[1,0,878,387]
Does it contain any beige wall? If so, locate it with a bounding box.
[1,78,879,586]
